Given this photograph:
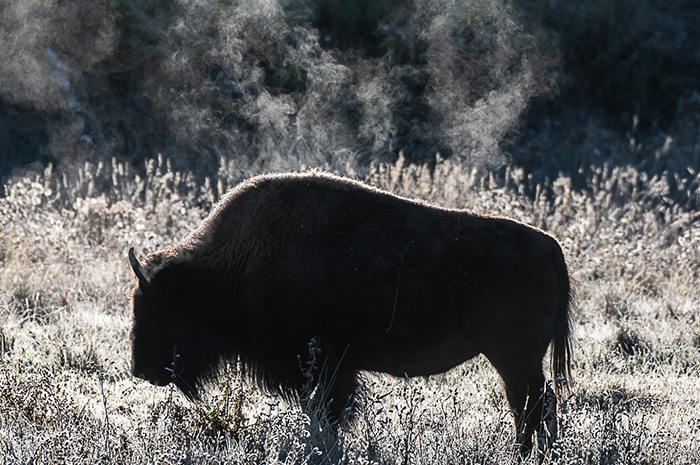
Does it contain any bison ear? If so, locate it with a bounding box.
[129,247,151,288]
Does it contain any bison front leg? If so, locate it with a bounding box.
[325,369,359,424]
[299,340,359,426]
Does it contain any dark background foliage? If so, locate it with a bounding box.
[1,0,698,187]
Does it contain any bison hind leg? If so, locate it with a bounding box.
[536,381,559,460]
[511,377,561,461]
[485,355,549,458]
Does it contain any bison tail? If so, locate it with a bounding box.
[551,243,573,401]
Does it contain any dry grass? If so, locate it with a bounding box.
[2,156,700,464]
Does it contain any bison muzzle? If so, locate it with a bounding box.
[129,170,573,456]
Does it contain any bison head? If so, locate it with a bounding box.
[129,247,211,400]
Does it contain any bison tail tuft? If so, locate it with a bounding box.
[551,245,574,401]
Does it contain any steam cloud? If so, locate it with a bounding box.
[1,0,555,179]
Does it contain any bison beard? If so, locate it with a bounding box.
[129,170,573,457]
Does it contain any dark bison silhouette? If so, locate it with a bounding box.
[129,170,572,455]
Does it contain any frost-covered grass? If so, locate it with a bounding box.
[2,157,700,463]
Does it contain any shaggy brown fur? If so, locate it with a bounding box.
[129,170,573,456]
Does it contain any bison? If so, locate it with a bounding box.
[129,170,572,456]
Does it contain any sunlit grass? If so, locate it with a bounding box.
[2,156,700,463]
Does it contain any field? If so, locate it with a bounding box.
[2,155,700,464]
[2,0,700,462]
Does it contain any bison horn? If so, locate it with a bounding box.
[128,247,150,287]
